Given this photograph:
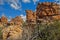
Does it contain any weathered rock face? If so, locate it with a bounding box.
[2,25,23,40]
[14,16,23,25]
[8,18,15,25]
[36,2,60,22]
[0,16,24,40]
[9,16,23,26]
[1,16,8,24]
[26,10,36,24]
[26,10,37,40]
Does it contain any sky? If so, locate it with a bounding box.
[0,0,59,21]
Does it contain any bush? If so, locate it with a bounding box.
[0,27,3,39]
[38,20,60,40]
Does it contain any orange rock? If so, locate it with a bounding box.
[1,16,8,24]
[36,2,60,21]
[2,25,23,40]
[9,16,23,26]
[9,18,15,25]
[26,10,36,24]
[14,16,23,25]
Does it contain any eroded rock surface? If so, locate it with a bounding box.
[8,16,23,26]
[36,2,60,23]
[26,10,36,24]
[2,25,23,40]
[0,16,8,24]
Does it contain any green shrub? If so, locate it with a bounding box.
[0,27,3,39]
[38,20,60,40]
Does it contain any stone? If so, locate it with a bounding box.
[14,16,23,25]
[8,16,23,26]
[2,25,23,40]
[36,2,60,23]
[1,16,8,25]
[26,10,36,24]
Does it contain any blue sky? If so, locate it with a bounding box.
[0,0,59,20]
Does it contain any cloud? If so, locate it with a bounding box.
[33,0,39,4]
[7,0,21,10]
[22,0,30,3]
[0,0,22,10]
[20,14,26,21]
[10,3,21,10]
[54,0,60,4]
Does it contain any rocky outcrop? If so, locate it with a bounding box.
[0,16,24,40]
[0,16,8,24]
[8,18,15,26]
[36,2,60,23]
[26,10,37,40]
[14,16,23,25]
[26,10,36,24]
[0,2,60,40]
[8,16,23,26]
[2,25,23,40]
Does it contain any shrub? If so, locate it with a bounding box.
[37,20,60,40]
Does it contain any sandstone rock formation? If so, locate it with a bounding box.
[9,16,23,26]
[26,10,36,24]
[14,16,23,25]
[26,10,37,40]
[0,2,60,40]
[2,25,23,40]
[36,2,60,23]
[0,16,8,24]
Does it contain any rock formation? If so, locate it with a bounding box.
[2,25,23,40]
[8,18,15,26]
[0,16,24,40]
[26,10,37,40]
[0,2,60,40]
[14,16,23,25]
[26,10,36,24]
[8,16,23,26]
[36,2,60,23]
[0,16,8,24]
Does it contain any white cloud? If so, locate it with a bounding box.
[55,0,60,4]
[22,0,30,3]
[33,0,39,4]
[20,14,26,21]
[7,0,21,10]
[10,3,21,10]
[0,0,22,10]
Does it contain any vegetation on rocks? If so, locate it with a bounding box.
[0,2,60,40]
[37,20,60,40]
